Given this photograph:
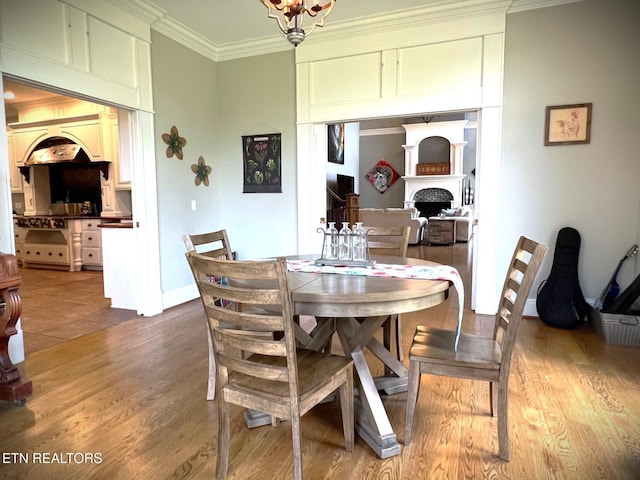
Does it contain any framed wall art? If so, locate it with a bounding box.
[365,159,400,194]
[327,123,344,164]
[544,103,592,146]
[242,133,282,193]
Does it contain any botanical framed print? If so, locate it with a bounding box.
[327,123,344,164]
[544,103,592,146]
[242,133,282,193]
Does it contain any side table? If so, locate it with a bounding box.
[427,218,456,245]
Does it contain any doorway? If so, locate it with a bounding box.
[3,77,134,352]
[325,112,477,273]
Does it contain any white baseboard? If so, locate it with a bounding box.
[524,298,539,317]
[163,283,199,310]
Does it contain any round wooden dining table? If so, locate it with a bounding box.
[284,254,452,458]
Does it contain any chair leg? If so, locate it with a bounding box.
[291,415,303,480]
[383,315,402,375]
[395,314,403,362]
[383,319,391,375]
[404,359,421,446]
[338,367,355,452]
[216,398,230,479]
[207,332,216,401]
[497,382,510,461]
[490,381,497,417]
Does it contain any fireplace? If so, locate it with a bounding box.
[401,121,467,209]
[413,187,454,218]
[415,201,451,218]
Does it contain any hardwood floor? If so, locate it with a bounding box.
[2,242,639,479]
[17,267,136,355]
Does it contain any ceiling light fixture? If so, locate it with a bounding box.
[259,0,336,46]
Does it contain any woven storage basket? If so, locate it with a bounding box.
[593,312,640,346]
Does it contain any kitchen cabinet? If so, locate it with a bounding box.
[22,167,51,216]
[21,230,71,269]
[7,131,22,193]
[13,225,27,265]
[79,219,102,269]
[9,112,131,218]
[11,124,50,164]
[10,114,115,162]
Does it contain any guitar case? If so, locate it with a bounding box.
[536,227,590,328]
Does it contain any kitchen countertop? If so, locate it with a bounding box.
[99,221,133,229]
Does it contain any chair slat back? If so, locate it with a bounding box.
[183,230,233,259]
[494,236,548,366]
[365,225,410,257]
[186,253,298,392]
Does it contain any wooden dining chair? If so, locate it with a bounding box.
[185,253,354,480]
[183,230,234,401]
[364,225,411,365]
[404,236,547,461]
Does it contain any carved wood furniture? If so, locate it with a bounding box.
[182,230,234,401]
[186,254,354,480]
[404,237,547,461]
[0,252,32,405]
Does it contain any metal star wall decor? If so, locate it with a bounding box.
[162,125,186,160]
[192,156,212,186]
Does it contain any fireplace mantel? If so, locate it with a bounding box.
[402,175,465,208]
[401,121,467,208]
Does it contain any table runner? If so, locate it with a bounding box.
[286,259,465,351]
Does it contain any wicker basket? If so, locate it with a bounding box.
[593,311,640,346]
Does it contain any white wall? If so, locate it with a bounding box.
[216,51,298,260]
[149,31,221,307]
[501,0,640,300]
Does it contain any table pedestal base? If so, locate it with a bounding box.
[375,375,408,396]
[244,409,272,428]
[354,399,402,458]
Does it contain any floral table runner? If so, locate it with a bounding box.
[286,259,465,351]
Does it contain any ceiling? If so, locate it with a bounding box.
[147,0,469,46]
[116,0,577,60]
[143,0,571,47]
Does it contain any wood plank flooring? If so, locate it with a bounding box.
[2,242,639,479]
[18,267,136,354]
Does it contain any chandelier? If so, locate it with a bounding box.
[259,0,337,46]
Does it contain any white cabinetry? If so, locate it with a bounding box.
[80,219,102,269]
[6,131,22,193]
[13,225,26,265]
[8,111,131,218]
[21,230,71,270]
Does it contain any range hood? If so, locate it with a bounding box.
[26,143,91,165]
[20,137,111,183]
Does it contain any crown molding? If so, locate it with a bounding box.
[106,0,583,63]
[507,0,583,14]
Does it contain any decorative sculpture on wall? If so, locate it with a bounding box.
[192,156,212,186]
[365,159,400,194]
[162,125,187,160]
